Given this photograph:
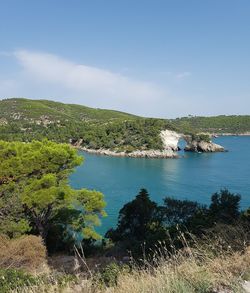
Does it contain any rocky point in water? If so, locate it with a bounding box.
[70,130,225,158]
[184,139,225,153]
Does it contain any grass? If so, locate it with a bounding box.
[4,235,250,293]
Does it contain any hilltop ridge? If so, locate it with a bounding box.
[0,98,249,155]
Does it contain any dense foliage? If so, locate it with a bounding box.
[0,98,176,151]
[171,115,250,134]
[0,140,106,248]
[106,188,249,256]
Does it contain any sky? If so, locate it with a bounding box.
[0,0,250,118]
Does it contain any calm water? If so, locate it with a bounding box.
[70,136,250,234]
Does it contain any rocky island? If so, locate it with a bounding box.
[184,139,225,152]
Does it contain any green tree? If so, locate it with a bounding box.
[160,197,203,226]
[113,189,158,240]
[0,140,106,244]
[106,189,166,254]
[209,189,241,224]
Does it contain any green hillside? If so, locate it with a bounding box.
[0,98,173,151]
[171,115,250,134]
[0,98,136,123]
[0,98,250,151]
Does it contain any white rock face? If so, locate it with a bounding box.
[160,130,181,151]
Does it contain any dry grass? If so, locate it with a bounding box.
[102,246,250,293]
[0,234,47,272]
[15,243,250,293]
[2,232,249,292]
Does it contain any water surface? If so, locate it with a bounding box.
[70,136,250,234]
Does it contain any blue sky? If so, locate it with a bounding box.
[0,0,250,118]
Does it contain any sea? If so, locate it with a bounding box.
[70,136,250,235]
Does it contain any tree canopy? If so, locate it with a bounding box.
[0,140,106,245]
[106,188,244,256]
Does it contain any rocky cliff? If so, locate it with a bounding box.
[160,130,181,151]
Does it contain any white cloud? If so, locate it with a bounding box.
[1,50,248,118]
[13,50,165,111]
[0,50,196,118]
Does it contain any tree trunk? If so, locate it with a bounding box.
[36,220,48,243]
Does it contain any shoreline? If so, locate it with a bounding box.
[74,133,249,159]
[77,147,179,159]
[214,132,250,136]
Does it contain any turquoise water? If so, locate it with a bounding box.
[70,136,250,235]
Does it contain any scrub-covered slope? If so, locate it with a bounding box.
[0,98,175,152]
[1,98,248,154]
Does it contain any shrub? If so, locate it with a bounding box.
[0,235,47,272]
[0,268,37,292]
[98,262,130,287]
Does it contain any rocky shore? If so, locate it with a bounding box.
[214,132,250,136]
[78,147,179,158]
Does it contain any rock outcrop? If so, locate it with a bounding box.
[160,130,181,151]
[184,139,225,153]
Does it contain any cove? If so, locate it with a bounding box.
[70,136,250,235]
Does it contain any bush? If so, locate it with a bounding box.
[0,268,37,292]
[0,235,47,272]
[192,133,211,142]
[98,262,130,287]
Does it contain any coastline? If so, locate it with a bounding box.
[73,133,249,159]
[214,132,250,136]
[77,147,179,159]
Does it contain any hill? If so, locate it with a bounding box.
[0,98,137,124]
[171,115,250,135]
[0,98,250,152]
[0,98,173,151]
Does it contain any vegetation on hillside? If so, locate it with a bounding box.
[172,115,250,134]
[0,98,176,151]
[1,238,250,292]
[1,98,250,153]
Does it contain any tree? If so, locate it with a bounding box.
[106,189,166,254]
[0,189,30,238]
[160,197,203,226]
[209,189,241,224]
[0,140,106,244]
[114,189,158,240]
